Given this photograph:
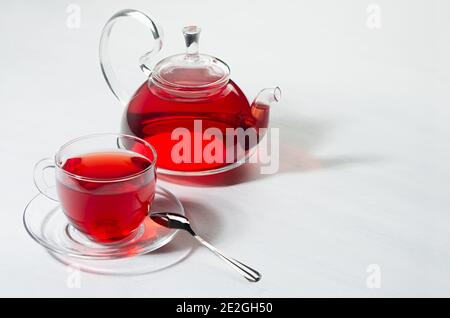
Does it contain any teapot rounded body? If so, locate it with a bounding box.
[99,10,279,176]
[122,79,268,174]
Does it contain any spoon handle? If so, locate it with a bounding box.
[193,235,261,283]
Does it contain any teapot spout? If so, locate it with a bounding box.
[250,87,281,129]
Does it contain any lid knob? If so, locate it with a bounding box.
[183,26,201,56]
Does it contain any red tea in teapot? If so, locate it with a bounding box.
[57,151,155,242]
[123,79,270,173]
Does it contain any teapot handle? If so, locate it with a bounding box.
[99,9,163,105]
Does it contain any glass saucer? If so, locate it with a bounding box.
[23,186,184,260]
[48,233,193,275]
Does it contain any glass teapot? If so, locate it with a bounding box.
[99,9,281,176]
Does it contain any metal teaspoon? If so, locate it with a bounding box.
[150,212,261,283]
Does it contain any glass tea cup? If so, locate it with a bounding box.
[33,133,157,243]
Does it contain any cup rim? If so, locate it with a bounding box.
[54,133,157,183]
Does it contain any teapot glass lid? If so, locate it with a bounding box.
[151,26,230,91]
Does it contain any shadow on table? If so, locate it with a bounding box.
[158,116,383,187]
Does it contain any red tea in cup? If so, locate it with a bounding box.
[34,134,157,243]
[57,151,155,242]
